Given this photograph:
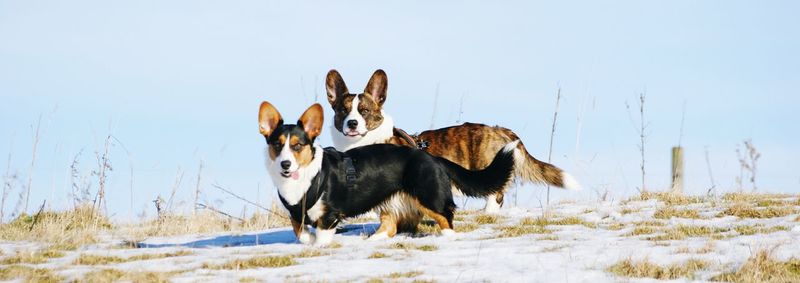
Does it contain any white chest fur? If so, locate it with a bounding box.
[268,145,324,206]
[330,112,395,151]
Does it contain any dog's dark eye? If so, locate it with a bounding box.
[360,108,371,115]
[292,144,303,151]
[271,141,282,147]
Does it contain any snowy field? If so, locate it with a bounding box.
[1,193,799,282]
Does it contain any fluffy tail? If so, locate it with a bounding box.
[438,141,518,197]
[513,140,581,191]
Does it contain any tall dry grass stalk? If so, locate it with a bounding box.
[23,115,43,214]
[1,150,14,222]
[736,139,760,191]
[193,161,204,216]
[704,146,716,196]
[545,87,561,206]
[93,135,113,215]
[626,91,649,193]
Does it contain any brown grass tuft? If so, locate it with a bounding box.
[368,251,388,259]
[474,214,503,224]
[0,265,63,283]
[711,250,800,282]
[1,248,65,264]
[647,225,730,241]
[638,191,704,205]
[0,205,111,250]
[719,203,796,219]
[653,206,702,219]
[80,268,179,283]
[386,242,438,251]
[607,258,711,280]
[624,226,657,237]
[202,255,296,269]
[735,225,789,235]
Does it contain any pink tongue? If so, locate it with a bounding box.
[291,171,300,180]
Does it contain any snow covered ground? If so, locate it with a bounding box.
[1,194,799,282]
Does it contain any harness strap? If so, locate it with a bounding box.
[393,127,429,150]
[343,156,357,189]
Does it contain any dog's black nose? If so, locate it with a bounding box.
[280,160,291,170]
[347,119,358,130]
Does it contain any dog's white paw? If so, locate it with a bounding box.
[440,229,457,237]
[313,228,336,247]
[367,232,390,241]
[483,195,502,214]
[298,231,315,245]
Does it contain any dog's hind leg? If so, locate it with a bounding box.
[368,213,397,241]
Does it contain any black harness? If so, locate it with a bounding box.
[278,147,357,227]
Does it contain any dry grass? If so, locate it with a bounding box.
[128,250,193,261]
[734,225,789,235]
[605,223,626,231]
[719,203,796,219]
[473,214,503,224]
[0,205,111,250]
[623,226,657,237]
[721,192,792,203]
[538,235,559,241]
[497,225,552,238]
[74,254,127,265]
[79,269,179,283]
[368,271,424,282]
[0,265,63,283]
[295,249,323,258]
[386,242,438,251]
[653,206,702,219]
[1,248,65,264]
[368,251,388,259]
[647,225,730,241]
[454,222,479,233]
[632,220,666,227]
[711,250,800,282]
[121,210,290,239]
[202,255,296,269]
[74,251,193,265]
[607,258,711,280]
[519,216,596,228]
[675,241,716,254]
[387,271,423,278]
[637,191,704,205]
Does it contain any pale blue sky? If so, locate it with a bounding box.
[1,1,798,220]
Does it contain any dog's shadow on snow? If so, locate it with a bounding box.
[134,223,379,249]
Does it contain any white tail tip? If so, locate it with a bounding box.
[561,172,582,191]
[502,140,521,153]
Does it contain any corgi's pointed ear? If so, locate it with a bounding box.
[258,101,283,136]
[326,69,349,107]
[298,103,324,140]
[364,69,387,106]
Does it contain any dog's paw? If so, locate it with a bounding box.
[298,232,315,245]
[367,232,390,241]
[313,228,335,246]
[440,229,457,237]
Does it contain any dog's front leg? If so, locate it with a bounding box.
[291,219,315,244]
[312,213,339,246]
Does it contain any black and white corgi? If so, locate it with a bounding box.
[258,102,517,245]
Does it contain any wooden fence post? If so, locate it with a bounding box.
[671,147,684,194]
